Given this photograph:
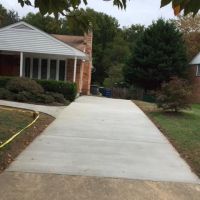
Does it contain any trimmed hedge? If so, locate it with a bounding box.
[0,76,77,102]
[36,80,77,101]
[7,77,44,95]
[0,76,12,88]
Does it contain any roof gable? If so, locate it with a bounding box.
[190,52,200,65]
[0,21,86,59]
[11,24,33,30]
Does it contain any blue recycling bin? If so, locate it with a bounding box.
[103,88,112,98]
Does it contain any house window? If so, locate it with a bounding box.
[59,60,66,81]
[197,65,200,76]
[50,60,57,80]
[24,57,30,77]
[24,57,66,81]
[41,59,48,79]
[32,58,39,79]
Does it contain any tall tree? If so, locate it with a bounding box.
[103,64,124,88]
[173,14,200,60]
[23,12,62,34]
[124,19,187,90]
[0,4,19,27]
[102,34,130,87]
[122,24,145,51]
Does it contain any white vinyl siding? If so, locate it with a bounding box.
[0,22,86,59]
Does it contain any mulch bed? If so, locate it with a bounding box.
[0,113,54,173]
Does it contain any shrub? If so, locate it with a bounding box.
[46,92,67,104]
[0,88,15,100]
[36,80,77,101]
[36,93,55,104]
[0,76,12,88]
[156,77,191,112]
[7,77,44,95]
[15,91,35,102]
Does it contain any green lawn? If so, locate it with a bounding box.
[134,100,200,178]
[0,107,33,145]
[0,106,54,172]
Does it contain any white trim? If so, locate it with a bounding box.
[20,52,23,77]
[73,57,77,83]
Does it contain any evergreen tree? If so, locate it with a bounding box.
[124,19,187,90]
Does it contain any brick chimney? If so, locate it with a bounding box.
[81,30,93,95]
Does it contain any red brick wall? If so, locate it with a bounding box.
[82,60,92,94]
[82,31,92,95]
[189,65,200,103]
[0,54,20,76]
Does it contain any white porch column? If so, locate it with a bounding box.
[73,57,77,83]
[20,52,23,77]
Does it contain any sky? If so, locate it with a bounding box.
[1,0,176,27]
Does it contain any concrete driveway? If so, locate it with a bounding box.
[7,96,199,183]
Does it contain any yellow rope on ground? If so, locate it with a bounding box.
[0,110,40,149]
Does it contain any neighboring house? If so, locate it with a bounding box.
[0,21,92,95]
[189,52,200,103]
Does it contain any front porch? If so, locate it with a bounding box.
[0,51,84,93]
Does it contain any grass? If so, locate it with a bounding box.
[133,100,200,178]
[0,106,34,145]
[0,106,54,172]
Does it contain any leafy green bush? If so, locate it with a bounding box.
[46,92,67,104]
[0,88,15,100]
[7,77,44,95]
[36,80,77,101]
[36,94,55,104]
[0,76,12,88]
[156,77,191,112]
[0,77,76,104]
[15,91,35,102]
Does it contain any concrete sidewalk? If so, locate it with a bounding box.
[0,172,199,200]
[7,96,199,183]
[0,99,65,117]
